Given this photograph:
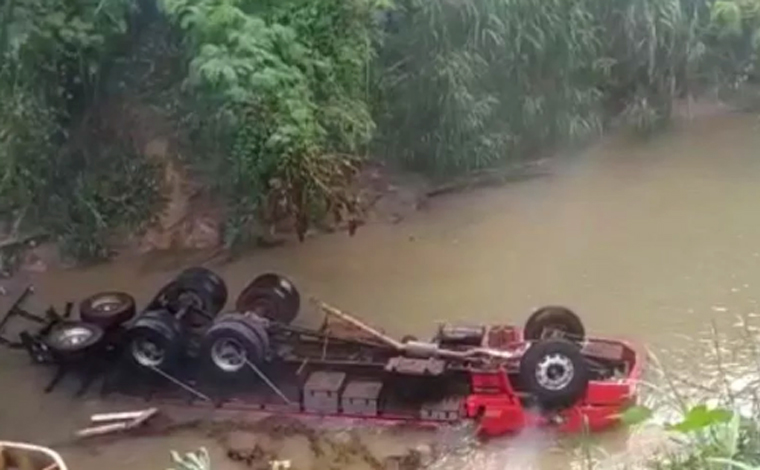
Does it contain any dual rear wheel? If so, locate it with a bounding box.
[122,269,298,374]
[42,291,137,360]
[200,313,270,377]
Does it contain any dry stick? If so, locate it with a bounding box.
[315,299,403,350]
[90,410,152,423]
[76,409,158,438]
[76,422,132,438]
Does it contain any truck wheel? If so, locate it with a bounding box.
[236,273,300,324]
[176,267,228,311]
[126,309,183,369]
[79,292,136,329]
[149,268,227,330]
[45,322,104,358]
[523,306,585,341]
[200,314,269,377]
[519,339,589,410]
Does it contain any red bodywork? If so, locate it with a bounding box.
[465,326,644,437]
[136,324,644,438]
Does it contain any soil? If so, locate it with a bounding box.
[59,413,439,470]
[0,153,555,278]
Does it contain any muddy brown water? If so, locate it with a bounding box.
[2,110,760,469]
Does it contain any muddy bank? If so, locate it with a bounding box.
[0,155,554,278]
[54,409,452,470]
[0,95,750,279]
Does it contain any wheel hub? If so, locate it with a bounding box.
[178,291,204,310]
[54,326,93,347]
[211,338,246,372]
[91,295,122,313]
[535,353,574,391]
[131,338,166,367]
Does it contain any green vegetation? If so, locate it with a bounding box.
[160,0,380,244]
[169,447,211,470]
[376,0,760,173]
[0,0,163,262]
[1,0,760,263]
[613,319,760,469]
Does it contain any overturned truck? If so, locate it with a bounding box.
[0,268,643,437]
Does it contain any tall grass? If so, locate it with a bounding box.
[376,0,605,174]
[375,0,759,174]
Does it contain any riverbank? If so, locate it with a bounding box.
[0,95,746,279]
[0,153,556,279]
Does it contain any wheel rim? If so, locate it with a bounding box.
[535,353,574,391]
[53,326,93,348]
[210,338,246,372]
[131,338,165,367]
[278,278,294,293]
[91,295,124,313]
[241,292,277,317]
[178,291,204,310]
[539,325,569,339]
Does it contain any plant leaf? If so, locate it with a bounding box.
[665,405,733,433]
[619,405,654,426]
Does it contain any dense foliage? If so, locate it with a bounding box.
[1,0,759,263]
[376,0,760,174]
[161,0,380,244]
[0,0,163,261]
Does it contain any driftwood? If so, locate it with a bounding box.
[426,162,551,198]
[76,408,158,439]
[90,411,150,423]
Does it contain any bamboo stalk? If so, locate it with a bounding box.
[315,300,403,350]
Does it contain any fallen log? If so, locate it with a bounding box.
[425,162,551,198]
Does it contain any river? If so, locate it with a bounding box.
[1,109,760,469]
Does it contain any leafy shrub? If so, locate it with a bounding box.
[0,0,164,262]
[162,0,379,244]
[620,318,760,469]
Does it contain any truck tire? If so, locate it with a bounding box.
[236,274,300,325]
[44,322,104,358]
[200,314,269,378]
[176,267,228,311]
[79,292,136,330]
[523,306,585,341]
[148,268,227,330]
[125,309,184,369]
[520,339,589,410]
